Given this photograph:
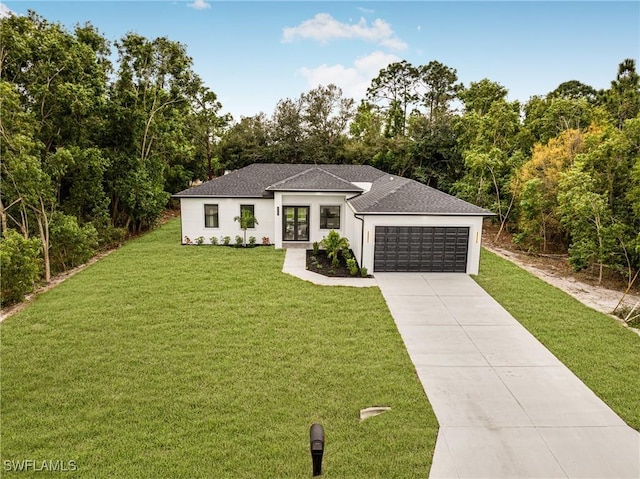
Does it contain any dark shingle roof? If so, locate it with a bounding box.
[348,175,493,215]
[173,163,493,216]
[266,167,363,192]
[172,163,385,198]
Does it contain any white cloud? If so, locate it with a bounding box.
[298,50,401,101]
[282,13,407,51]
[0,2,15,18]
[357,7,375,14]
[187,0,210,10]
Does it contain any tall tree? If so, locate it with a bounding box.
[271,98,304,163]
[218,114,272,170]
[454,99,524,237]
[603,58,640,128]
[524,96,598,145]
[416,60,461,124]
[0,12,110,153]
[301,84,354,163]
[458,79,508,116]
[344,101,384,165]
[408,112,463,192]
[512,128,587,251]
[106,33,198,230]
[366,60,418,136]
[559,165,618,284]
[548,80,598,103]
[190,84,231,180]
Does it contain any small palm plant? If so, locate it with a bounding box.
[234,209,258,247]
[321,230,349,268]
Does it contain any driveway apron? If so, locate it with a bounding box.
[375,273,640,479]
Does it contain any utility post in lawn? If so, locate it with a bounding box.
[234,209,258,247]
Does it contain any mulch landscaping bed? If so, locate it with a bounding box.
[306,249,356,277]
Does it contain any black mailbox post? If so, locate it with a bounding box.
[309,423,325,476]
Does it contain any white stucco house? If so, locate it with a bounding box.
[173,164,493,274]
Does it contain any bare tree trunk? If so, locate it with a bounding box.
[35,205,51,283]
[0,197,8,235]
[495,191,515,241]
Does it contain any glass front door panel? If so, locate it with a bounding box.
[284,207,296,241]
[283,206,309,241]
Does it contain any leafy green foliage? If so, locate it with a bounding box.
[0,230,42,306]
[48,213,98,274]
[234,209,258,246]
[366,60,418,137]
[321,230,350,268]
[346,257,358,276]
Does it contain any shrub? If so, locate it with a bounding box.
[184,236,192,245]
[94,221,128,249]
[248,236,256,247]
[346,257,358,276]
[222,236,231,246]
[360,267,368,278]
[195,236,205,245]
[0,230,42,306]
[312,241,320,255]
[262,236,270,246]
[234,235,243,247]
[49,212,98,274]
[209,236,219,245]
[321,230,349,268]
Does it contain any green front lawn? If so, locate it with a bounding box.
[474,249,640,430]
[0,219,437,478]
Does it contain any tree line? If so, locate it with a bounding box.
[1,11,639,305]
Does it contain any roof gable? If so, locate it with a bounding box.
[266,167,363,192]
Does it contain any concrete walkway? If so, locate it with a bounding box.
[282,250,640,478]
[376,273,640,479]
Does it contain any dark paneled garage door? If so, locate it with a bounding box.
[374,226,469,272]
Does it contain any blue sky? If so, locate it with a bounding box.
[2,1,639,121]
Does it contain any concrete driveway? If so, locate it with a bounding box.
[375,273,640,479]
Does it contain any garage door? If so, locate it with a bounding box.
[374,226,469,272]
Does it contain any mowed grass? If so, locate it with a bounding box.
[475,249,640,430]
[0,219,437,478]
